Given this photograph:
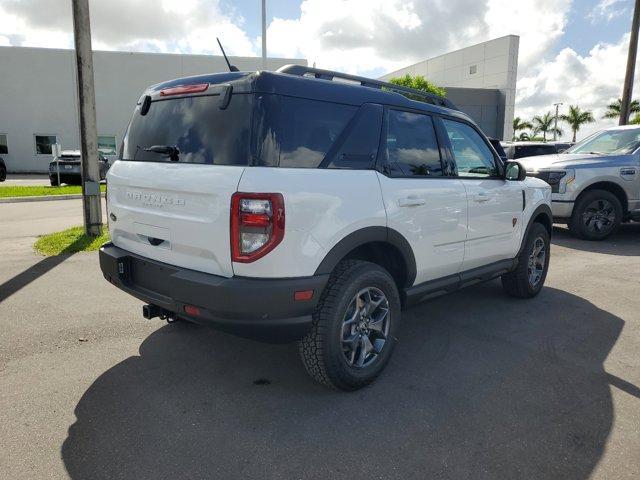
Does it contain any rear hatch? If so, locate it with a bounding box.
[107,81,254,278]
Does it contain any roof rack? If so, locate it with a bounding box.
[276,64,458,110]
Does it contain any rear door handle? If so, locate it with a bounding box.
[474,192,490,203]
[398,197,426,207]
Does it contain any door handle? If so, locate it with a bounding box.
[474,192,490,203]
[398,197,426,207]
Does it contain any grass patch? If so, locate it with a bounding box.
[0,184,106,198]
[34,226,110,256]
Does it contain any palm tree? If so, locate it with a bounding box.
[560,105,595,142]
[532,112,562,142]
[513,117,533,140]
[602,98,640,119]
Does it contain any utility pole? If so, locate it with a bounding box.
[71,0,102,236]
[261,0,267,70]
[553,102,563,141]
[620,0,640,125]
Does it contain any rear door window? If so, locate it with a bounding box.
[385,110,443,177]
[254,95,356,168]
[121,94,252,165]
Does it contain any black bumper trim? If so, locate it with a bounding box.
[99,243,329,342]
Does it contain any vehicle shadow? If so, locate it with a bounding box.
[552,223,640,256]
[61,283,628,480]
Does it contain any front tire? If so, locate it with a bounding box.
[299,260,401,391]
[501,222,550,298]
[568,189,622,240]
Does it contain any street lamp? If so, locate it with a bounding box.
[553,102,563,142]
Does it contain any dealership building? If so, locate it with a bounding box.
[0,36,518,173]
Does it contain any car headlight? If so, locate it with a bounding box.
[549,169,574,194]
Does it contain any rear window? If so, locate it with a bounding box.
[514,145,557,158]
[121,94,252,165]
[254,95,357,168]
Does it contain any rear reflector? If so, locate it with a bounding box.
[184,305,201,316]
[160,83,209,96]
[294,290,314,301]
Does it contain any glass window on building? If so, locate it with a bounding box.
[0,134,7,154]
[98,135,117,156]
[35,134,57,155]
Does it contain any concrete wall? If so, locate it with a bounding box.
[380,35,519,140]
[0,46,306,173]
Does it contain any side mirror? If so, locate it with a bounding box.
[505,161,527,181]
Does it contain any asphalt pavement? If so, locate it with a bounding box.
[0,199,639,480]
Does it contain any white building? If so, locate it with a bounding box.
[380,35,519,141]
[0,46,305,173]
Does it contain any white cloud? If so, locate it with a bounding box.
[588,0,630,23]
[0,0,256,56]
[515,33,636,140]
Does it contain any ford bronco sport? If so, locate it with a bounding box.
[99,65,552,390]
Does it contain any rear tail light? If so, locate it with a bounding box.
[160,83,209,96]
[231,193,284,262]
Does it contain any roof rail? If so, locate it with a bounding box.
[276,64,457,110]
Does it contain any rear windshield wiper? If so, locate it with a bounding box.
[143,145,181,161]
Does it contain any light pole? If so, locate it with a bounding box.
[620,0,640,125]
[261,0,267,70]
[71,0,102,236]
[553,102,563,141]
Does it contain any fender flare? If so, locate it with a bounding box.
[314,226,417,287]
[518,203,553,257]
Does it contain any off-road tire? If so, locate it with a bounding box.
[501,222,550,298]
[568,189,622,240]
[299,260,401,391]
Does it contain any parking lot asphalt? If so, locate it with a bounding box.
[0,199,639,480]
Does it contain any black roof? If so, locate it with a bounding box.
[143,68,472,123]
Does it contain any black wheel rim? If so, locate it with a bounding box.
[340,287,390,368]
[582,199,615,234]
[528,237,546,287]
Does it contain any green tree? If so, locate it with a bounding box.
[388,74,446,100]
[532,112,562,142]
[513,116,533,140]
[631,114,640,125]
[602,98,640,119]
[560,105,595,142]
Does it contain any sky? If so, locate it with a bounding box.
[0,0,637,140]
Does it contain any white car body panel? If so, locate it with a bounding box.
[376,173,467,284]
[106,160,244,278]
[461,179,525,270]
[233,168,387,278]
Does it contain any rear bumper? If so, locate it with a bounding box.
[99,243,329,342]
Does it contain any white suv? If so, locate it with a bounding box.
[99,66,552,390]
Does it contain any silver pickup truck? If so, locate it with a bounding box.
[519,125,640,240]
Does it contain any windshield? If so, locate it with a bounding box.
[121,94,252,165]
[567,128,640,155]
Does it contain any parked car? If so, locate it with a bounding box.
[99,66,552,390]
[488,138,508,163]
[501,141,561,160]
[520,125,640,240]
[49,150,109,186]
[0,157,6,182]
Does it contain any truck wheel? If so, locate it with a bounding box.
[299,260,401,391]
[501,222,550,298]
[568,189,622,240]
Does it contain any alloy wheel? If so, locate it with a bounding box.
[527,237,546,287]
[582,199,616,234]
[340,287,390,368]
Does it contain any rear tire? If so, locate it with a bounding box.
[568,189,622,240]
[50,176,59,187]
[501,223,550,298]
[0,165,6,182]
[299,260,401,391]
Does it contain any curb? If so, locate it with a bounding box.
[0,193,106,204]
